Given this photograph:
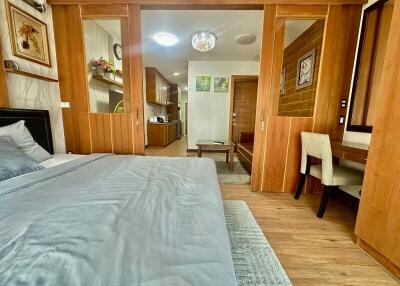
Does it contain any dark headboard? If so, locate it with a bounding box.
[0,108,54,154]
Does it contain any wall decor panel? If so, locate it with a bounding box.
[283,117,313,192]
[262,116,290,192]
[112,113,133,154]
[0,0,65,153]
[90,113,113,153]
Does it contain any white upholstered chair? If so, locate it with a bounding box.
[294,132,364,218]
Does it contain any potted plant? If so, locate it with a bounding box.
[90,57,116,79]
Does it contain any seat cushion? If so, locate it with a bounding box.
[310,164,364,186]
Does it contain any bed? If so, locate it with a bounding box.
[0,108,237,286]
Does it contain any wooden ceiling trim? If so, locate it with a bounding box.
[48,0,367,6]
[276,5,328,17]
[81,4,129,17]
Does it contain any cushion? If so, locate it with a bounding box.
[0,120,51,163]
[0,135,44,182]
[310,164,364,186]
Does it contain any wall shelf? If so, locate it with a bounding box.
[5,68,58,82]
[92,75,123,88]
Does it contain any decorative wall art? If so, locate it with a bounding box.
[214,76,229,93]
[6,2,51,67]
[296,49,315,90]
[280,67,286,95]
[196,75,211,92]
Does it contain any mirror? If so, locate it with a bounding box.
[277,19,325,117]
[83,19,124,113]
[347,0,394,132]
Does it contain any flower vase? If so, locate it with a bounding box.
[95,67,105,77]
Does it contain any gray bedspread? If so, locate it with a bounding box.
[0,154,236,286]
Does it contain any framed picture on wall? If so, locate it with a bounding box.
[296,49,315,90]
[279,67,286,95]
[214,76,229,93]
[6,2,51,67]
[196,76,211,92]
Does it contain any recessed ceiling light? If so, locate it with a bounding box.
[235,34,256,45]
[184,86,188,91]
[153,32,178,47]
[173,72,180,76]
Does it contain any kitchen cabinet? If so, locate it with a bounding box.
[147,122,177,146]
[146,67,170,106]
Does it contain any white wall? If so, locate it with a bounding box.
[343,0,379,145]
[180,91,188,136]
[83,20,123,113]
[187,61,260,149]
[0,0,65,153]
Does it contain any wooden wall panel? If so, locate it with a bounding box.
[89,113,113,153]
[112,113,134,154]
[355,0,400,277]
[283,118,313,192]
[0,41,8,108]
[251,5,277,191]
[262,116,290,192]
[53,5,92,154]
[313,5,361,140]
[128,4,145,154]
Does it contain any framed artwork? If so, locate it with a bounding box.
[6,2,51,67]
[214,76,229,93]
[296,49,316,90]
[279,67,286,95]
[196,76,211,92]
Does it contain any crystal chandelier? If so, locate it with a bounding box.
[192,31,217,52]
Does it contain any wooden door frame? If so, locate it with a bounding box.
[228,75,259,142]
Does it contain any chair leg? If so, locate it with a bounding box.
[294,174,307,200]
[317,186,335,218]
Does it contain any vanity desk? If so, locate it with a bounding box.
[331,141,369,164]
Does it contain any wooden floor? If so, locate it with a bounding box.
[145,136,188,157]
[145,138,399,285]
[221,184,399,286]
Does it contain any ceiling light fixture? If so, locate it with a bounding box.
[192,31,217,52]
[184,86,188,91]
[173,72,180,76]
[153,32,178,47]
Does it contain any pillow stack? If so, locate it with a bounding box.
[0,120,52,181]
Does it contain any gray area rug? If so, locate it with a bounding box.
[224,200,292,286]
[187,152,251,184]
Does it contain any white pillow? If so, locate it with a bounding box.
[0,120,52,163]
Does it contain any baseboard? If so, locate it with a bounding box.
[357,237,400,279]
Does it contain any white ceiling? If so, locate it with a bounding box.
[94,19,121,42]
[94,14,317,89]
[141,10,264,88]
[284,20,316,48]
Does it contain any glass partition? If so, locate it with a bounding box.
[83,19,124,113]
